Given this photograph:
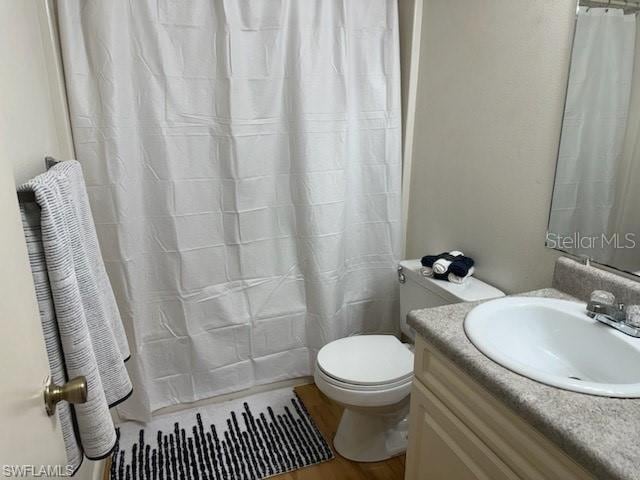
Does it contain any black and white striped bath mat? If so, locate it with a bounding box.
[110,388,333,480]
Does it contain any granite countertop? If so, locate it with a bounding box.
[408,287,640,480]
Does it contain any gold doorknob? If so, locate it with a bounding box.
[43,376,88,416]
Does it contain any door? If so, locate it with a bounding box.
[405,381,519,480]
[0,157,68,473]
[0,0,81,475]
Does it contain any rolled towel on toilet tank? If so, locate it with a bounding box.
[420,266,433,277]
[420,252,451,277]
[449,256,475,277]
[432,250,464,275]
[421,253,449,268]
[448,266,475,284]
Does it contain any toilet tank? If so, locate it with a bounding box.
[398,259,505,340]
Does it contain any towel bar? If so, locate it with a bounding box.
[17,156,60,204]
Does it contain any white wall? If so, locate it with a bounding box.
[398,0,422,259]
[0,0,73,184]
[405,0,576,293]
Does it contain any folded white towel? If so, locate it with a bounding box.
[420,266,433,277]
[432,251,464,275]
[19,161,131,467]
[448,266,475,284]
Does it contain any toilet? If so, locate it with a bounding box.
[314,259,505,462]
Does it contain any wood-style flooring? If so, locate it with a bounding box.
[271,384,405,480]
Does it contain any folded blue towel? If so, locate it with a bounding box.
[449,256,475,277]
[421,252,450,267]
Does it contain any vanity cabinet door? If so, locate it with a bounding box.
[405,380,520,480]
[411,337,595,480]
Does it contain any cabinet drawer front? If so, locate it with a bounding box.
[412,337,593,480]
[406,380,520,480]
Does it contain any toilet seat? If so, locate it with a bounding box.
[314,366,412,408]
[316,365,412,392]
[314,335,414,408]
[316,335,414,386]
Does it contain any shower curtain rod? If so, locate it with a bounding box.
[580,0,640,12]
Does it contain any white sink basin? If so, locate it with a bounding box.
[464,297,640,397]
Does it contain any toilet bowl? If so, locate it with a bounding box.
[314,259,505,462]
[314,335,414,462]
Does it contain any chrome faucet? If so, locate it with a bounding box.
[586,292,640,338]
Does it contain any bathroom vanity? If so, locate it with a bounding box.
[404,259,640,480]
[405,331,592,479]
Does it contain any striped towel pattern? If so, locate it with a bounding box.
[20,202,83,472]
[18,160,132,466]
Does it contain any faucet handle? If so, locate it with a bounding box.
[626,305,640,328]
[590,290,615,306]
[578,254,592,267]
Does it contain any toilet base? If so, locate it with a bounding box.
[333,404,410,462]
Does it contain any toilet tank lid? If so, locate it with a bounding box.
[399,259,505,302]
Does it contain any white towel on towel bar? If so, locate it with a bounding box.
[20,202,83,472]
[18,160,132,465]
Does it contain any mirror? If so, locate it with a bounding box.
[548,1,640,275]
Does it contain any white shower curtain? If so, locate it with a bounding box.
[56,0,402,420]
[550,7,636,258]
